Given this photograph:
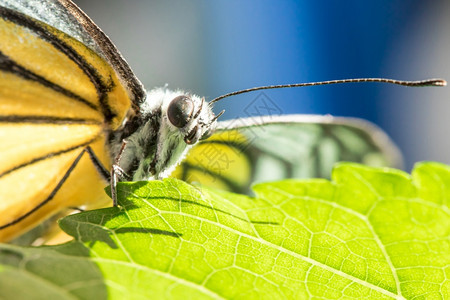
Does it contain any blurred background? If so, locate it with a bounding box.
[73,0,450,171]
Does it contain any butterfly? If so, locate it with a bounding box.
[0,0,445,243]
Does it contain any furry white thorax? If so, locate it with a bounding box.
[115,87,216,181]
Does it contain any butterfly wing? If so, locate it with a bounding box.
[1,0,145,108]
[173,115,403,194]
[0,2,141,241]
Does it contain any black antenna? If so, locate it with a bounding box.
[209,78,447,105]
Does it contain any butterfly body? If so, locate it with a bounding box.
[109,88,216,181]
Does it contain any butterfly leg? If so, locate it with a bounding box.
[110,140,132,206]
[84,145,133,207]
[67,207,85,213]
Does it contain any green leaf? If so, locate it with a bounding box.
[1,162,449,299]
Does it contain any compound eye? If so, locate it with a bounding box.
[167,95,194,128]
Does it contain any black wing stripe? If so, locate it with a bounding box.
[198,140,253,160]
[204,139,294,174]
[0,6,116,124]
[59,0,146,107]
[190,138,295,189]
[179,163,246,194]
[0,115,102,125]
[0,135,102,179]
[0,51,99,112]
[0,147,89,230]
[85,146,110,181]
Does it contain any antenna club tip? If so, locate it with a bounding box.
[430,78,447,86]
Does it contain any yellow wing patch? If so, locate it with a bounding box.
[0,17,99,107]
[0,137,111,242]
[0,12,131,129]
[0,71,103,121]
[0,123,103,173]
[172,130,252,193]
[39,20,132,129]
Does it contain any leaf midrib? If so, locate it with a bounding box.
[157,210,403,299]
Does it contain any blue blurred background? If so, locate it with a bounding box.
[74,0,450,171]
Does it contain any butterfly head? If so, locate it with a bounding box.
[156,89,220,177]
[117,87,222,180]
